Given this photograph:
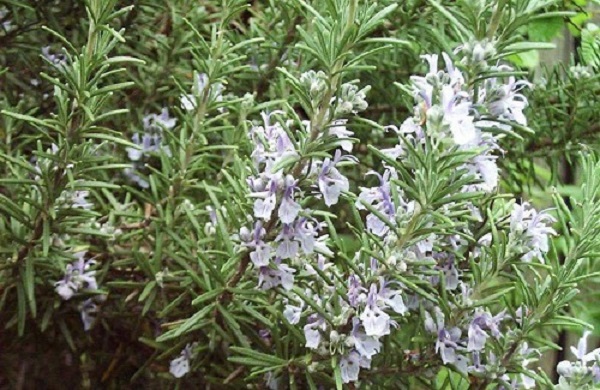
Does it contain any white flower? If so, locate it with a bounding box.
[265,372,280,390]
[473,154,499,192]
[442,90,479,146]
[381,290,407,315]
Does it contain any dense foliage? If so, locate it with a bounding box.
[1,0,599,388]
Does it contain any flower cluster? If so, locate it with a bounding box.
[55,252,102,331]
[42,46,68,70]
[409,52,505,193]
[176,45,561,387]
[124,108,176,188]
[54,252,98,300]
[509,201,556,262]
[180,72,224,112]
[315,47,555,385]
[285,271,408,383]
[237,75,400,382]
[239,106,355,292]
[556,331,600,389]
[356,169,416,237]
[57,189,94,210]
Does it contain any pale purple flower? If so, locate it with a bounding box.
[441,258,460,290]
[573,331,592,361]
[472,153,499,192]
[278,175,301,223]
[424,308,443,334]
[1,7,13,32]
[510,202,556,261]
[381,144,404,160]
[593,365,600,384]
[265,372,280,390]
[556,360,574,378]
[410,54,438,108]
[487,77,530,125]
[360,304,391,338]
[250,111,297,168]
[313,235,334,257]
[126,133,147,161]
[79,298,98,331]
[518,343,538,389]
[55,252,98,300]
[303,316,325,349]
[347,274,365,307]
[339,351,363,383]
[275,224,299,259]
[318,150,351,206]
[360,284,393,337]
[283,301,304,325]
[258,261,295,290]
[123,168,149,188]
[351,318,382,359]
[425,308,465,366]
[411,53,464,109]
[294,218,320,254]
[143,107,177,132]
[441,85,479,146]
[415,234,435,255]
[356,170,398,236]
[380,288,407,315]
[71,190,93,209]
[571,331,600,364]
[399,117,426,140]
[181,72,224,111]
[126,109,174,163]
[437,327,463,365]
[326,119,354,152]
[467,310,506,352]
[240,223,273,267]
[253,178,278,221]
[42,46,67,69]
[467,320,488,352]
[170,343,195,378]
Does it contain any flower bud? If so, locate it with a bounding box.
[556,361,574,378]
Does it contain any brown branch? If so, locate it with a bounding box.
[255,16,302,100]
[15,215,44,264]
[525,121,600,153]
[223,366,245,384]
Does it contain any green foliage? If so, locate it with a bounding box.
[0,0,599,388]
